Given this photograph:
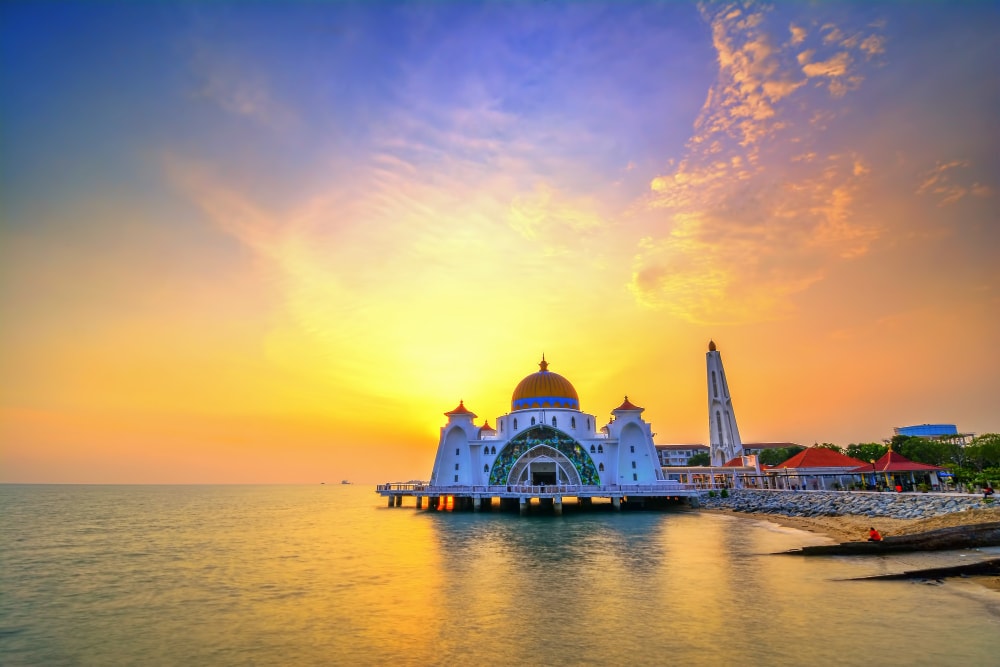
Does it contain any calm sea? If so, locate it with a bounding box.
[1,485,998,666]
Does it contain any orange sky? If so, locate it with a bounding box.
[1,2,997,483]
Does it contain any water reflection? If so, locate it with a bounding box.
[3,486,999,666]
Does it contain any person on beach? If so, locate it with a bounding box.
[985,485,994,500]
[868,527,883,542]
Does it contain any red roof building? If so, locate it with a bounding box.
[765,447,869,491]
[773,447,868,469]
[847,451,948,491]
[848,450,945,474]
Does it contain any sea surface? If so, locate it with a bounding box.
[1,485,998,666]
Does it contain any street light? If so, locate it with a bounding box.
[870,459,877,490]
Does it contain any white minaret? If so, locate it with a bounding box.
[706,340,743,466]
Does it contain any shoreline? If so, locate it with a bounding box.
[703,506,1000,592]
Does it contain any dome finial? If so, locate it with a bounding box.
[539,353,548,371]
[708,340,717,352]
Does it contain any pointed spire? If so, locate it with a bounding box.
[614,395,642,412]
[708,340,717,352]
[445,400,476,417]
[539,353,549,372]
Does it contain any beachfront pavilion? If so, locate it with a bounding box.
[766,447,870,491]
[848,450,948,492]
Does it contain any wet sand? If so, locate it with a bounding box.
[705,506,1000,592]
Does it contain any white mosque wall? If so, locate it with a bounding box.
[431,405,668,488]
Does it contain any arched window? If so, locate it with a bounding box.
[483,464,489,473]
[716,411,723,442]
[599,463,605,472]
[598,445,604,454]
[571,417,576,429]
[590,444,596,453]
[455,463,459,470]
[500,422,503,433]
[630,445,635,453]
[712,371,719,398]
[552,416,557,427]
[631,461,637,469]
[456,448,460,455]
[587,419,590,430]
[490,446,496,455]
[531,417,536,426]
[633,473,638,481]
[513,419,518,430]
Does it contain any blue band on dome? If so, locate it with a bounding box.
[512,396,580,411]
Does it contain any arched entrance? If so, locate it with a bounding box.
[508,445,581,485]
[489,425,601,486]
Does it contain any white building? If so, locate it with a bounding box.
[428,357,666,488]
[707,340,744,466]
[656,444,710,466]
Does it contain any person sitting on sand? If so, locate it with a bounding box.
[868,527,883,542]
[985,485,994,500]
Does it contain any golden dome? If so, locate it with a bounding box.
[511,356,580,411]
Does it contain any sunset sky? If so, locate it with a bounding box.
[2,1,998,483]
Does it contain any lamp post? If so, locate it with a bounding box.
[870,459,877,491]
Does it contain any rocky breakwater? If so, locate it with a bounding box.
[698,489,986,519]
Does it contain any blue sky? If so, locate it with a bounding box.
[2,1,998,482]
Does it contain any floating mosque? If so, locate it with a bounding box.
[378,342,746,513]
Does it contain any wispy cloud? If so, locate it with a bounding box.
[631,4,885,324]
[187,37,296,129]
[916,160,995,206]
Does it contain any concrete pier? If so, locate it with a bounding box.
[376,482,699,513]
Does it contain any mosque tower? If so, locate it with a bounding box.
[706,340,744,466]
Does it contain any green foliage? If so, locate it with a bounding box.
[720,488,729,498]
[845,443,888,463]
[687,452,711,466]
[964,433,1000,472]
[814,442,843,452]
[890,434,920,452]
[708,490,717,498]
[759,446,806,466]
[897,437,960,467]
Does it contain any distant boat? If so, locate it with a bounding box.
[341,480,351,485]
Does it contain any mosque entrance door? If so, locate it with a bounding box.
[530,461,557,486]
[507,446,582,486]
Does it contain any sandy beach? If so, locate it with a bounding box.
[706,506,1000,591]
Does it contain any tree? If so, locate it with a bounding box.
[846,442,888,463]
[897,437,959,467]
[964,433,1000,472]
[687,452,711,466]
[814,442,843,452]
[759,446,806,466]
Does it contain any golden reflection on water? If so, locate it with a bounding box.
[2,486,999,666]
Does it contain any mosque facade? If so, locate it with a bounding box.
[377,343,745,510]
[428,356,668,489]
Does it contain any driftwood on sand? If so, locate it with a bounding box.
[845,558,1000,582]
[780,521,1000,555]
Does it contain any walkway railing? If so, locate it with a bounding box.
[376,481,697,494]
